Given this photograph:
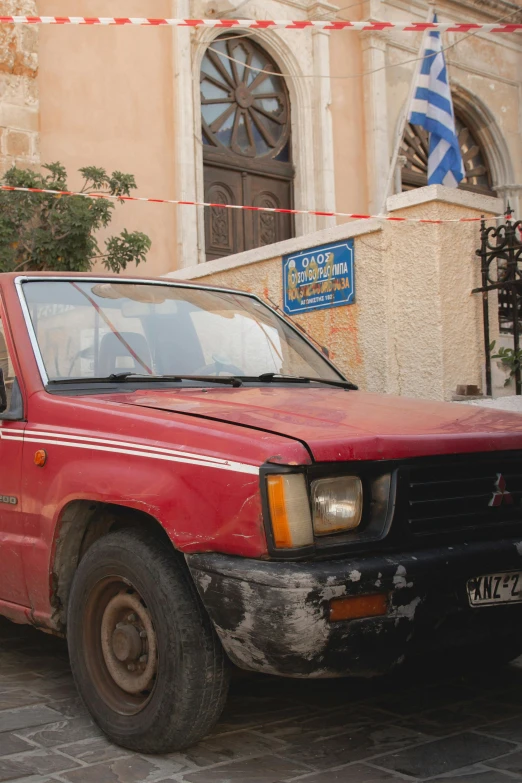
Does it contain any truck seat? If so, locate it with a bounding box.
[98,331,153,377]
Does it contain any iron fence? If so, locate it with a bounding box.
[474,207,522,396]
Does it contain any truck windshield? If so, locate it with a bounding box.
[21,280,343,384]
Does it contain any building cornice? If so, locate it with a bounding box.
[389,38,521,83]
[204,0,336,16]
[307,1,340,19]
[383,0,522,22]
[453,0,522,23]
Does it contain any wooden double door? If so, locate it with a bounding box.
[204,164,294,261]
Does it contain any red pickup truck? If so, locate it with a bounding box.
[1,272,522,752]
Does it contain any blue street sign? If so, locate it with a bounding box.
[282,240,355,315]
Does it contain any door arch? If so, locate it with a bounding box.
[201,35,295,261]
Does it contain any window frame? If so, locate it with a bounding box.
[0,296,25,421]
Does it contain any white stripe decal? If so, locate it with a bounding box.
[22,429,229,464]
[0,429,259,475]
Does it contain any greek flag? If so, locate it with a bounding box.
[409,18,464,187]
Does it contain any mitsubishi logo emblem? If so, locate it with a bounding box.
[490,474,514,507]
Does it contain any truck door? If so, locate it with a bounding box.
[0,307,27,606]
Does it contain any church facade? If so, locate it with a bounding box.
[0,0,521,277]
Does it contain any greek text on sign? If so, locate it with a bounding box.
[282,240,355,315]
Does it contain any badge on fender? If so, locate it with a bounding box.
[0,495,18,505]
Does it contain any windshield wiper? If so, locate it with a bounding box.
[256,373,358,391]
[109,373,243,387]
[48,373,243,387]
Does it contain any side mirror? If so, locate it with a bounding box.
[0,368,7,414]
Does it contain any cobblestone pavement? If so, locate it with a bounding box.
[2,618,522,783]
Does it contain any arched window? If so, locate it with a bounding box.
[201,36,295,261]
[400,113,495,197]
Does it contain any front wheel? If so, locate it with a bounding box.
[67,529,230,753]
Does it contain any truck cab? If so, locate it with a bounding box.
[1,272,522,753]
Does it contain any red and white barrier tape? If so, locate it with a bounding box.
[0,184,502,224]
[0,17,520,32]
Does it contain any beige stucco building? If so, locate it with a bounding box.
[1,0,520,275]
[0,0,521,400]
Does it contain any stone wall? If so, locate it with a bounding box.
[0,1,39,176]
[169,187,505,403]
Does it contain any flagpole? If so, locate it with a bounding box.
[379,4,436,214]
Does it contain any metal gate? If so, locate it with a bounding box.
[474,207,522,396]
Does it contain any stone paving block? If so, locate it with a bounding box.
[213,709,310,736]
[56,736,129,765]
[0,692,42,711]
[200,730,287,757]
[0,654,26,668]
[398,705,486,737]
[59,756,166,783]
[181,754,312,783]
[5,618,522,783]
[277,724,426,771]
[24,682,78,702]
[487,751,522,775]
[476,718,522,743]
[375,732,517,778]
[0,681,40,693]
[0,675,45,688]
[8,779,57,783]
[288,762,408,782]
[0,663,48,678]
[0,757,35,781]
[42,699,90,720]
[140,752,196,777]
[6,748,82,776]
[430,767,518,783]
[15,718,102,748]
[255,706,393,743]
[0,707,65,734]
[373,684,477,717]
[211,698,309,734]
[0,732,35,757]
[157,730,288,772]
[464,700,522,722]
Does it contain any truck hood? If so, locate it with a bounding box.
[101,386,522,463]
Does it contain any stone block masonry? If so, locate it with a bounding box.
[0,0,39,177]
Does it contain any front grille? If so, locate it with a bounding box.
[405,452,522,536]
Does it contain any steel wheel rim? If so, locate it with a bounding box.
[83,576,158,716]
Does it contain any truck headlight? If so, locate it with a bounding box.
[266,474,313,548]
[311,477,363,535]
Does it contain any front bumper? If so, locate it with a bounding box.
[187,537,522,678]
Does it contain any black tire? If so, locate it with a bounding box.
[67,528,230,753]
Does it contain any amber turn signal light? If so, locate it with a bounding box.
[329,593,388,622]
[34,449,47,467]
[266,474,313,548]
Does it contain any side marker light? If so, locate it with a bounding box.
[329,593,388,622]
[34,449,47,467]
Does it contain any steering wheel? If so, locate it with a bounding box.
[66,346,94,378]
[193,354,244,377]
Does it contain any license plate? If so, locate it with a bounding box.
[467,571,522,607]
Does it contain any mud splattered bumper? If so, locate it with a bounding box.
[187,538,522,678]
